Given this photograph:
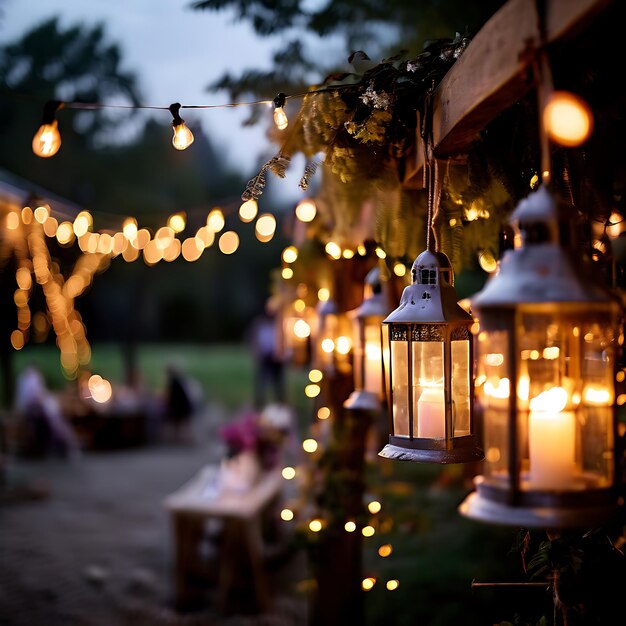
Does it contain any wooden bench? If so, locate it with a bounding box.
[163,461,284,612]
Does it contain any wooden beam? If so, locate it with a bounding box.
[403,0,611,188]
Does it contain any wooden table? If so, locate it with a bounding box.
[163,462,284,612]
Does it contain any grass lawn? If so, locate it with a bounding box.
[8,341,311,418]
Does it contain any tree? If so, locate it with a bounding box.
[191,0,506,102]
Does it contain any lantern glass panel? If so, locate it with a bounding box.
[381,323,391,407]
[391,337,409,437]
[479,311,615,493]
[451,339,471,436]
[412,340,445,438]
[364,321,383,396]
[478,330,510,480]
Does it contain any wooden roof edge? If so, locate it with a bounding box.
[403,0,612,189]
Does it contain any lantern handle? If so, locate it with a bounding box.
[532,0,555,186]
[421,85,440,253]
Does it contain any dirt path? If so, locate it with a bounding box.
[0,405,308,626]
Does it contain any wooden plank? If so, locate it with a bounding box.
[403,0,611,188]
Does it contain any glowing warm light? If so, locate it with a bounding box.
[239,199,258,222]
[362,578,376,591]
[530,173,539,189]
[293,319,311,338]
[543,91,593,147]
[155,226,175,250]
[617,371,625,383]
[583,385,611,405]
[305,384,321,398]
[134,229,151,250]
[449,218,458,227]
[367,501,382,514]
[88,375,113,403]
[386,580,399,591]
[485,353,504,367]
[272,93,289,129]
[32,121,61,157]
[325,242,341,259]
[168,213,186,233]
[335,336,351,355]
[543,346,560,360]
[362,525,375,537]
[21,207,33,224]
[6,212,20,230]
[56,221,74,245]
[73,212,92,237]
[34,206,49,223]
[122,218,137,240]
[43,216,58,238]
[530,350,540,360]
[342,248,354,259]
[97,233,113,254]
[280,508,294,521]
[478,251,497,273]
[196,226,215,248]
[172,122,194,150]
[282,467,296,480]
[112,233,127,255]
[484,377,510,399]
[308,369,323,383]
[309,519,323,532]
[607,211,624,239]
[219,231,239,254]
[181,237,203,261]
[207,208,225,232]
[375,247,386,259]
[317,288,330,302]
[282,267,294,279]
[10,330,25,350]
[143,240,163,265]
[393,263,407,277]
[163,238,181,261]
[273,105,288,130]
[344,521,357,532]
[302,438,318,453]
[256,213,277,238]
[378,544,393,557]
[295,199,316,222]
[317,406,330,420]
[282,246,298,264]
[357,244,367,256]
[16,268,31,290]
[321,338,335,353]
[294,299,306,313]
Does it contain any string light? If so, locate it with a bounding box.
[169,102,194,150]
[32,100,63,158]
[239,199,258,222]
[543,91,593,147]
[272,92,288,130]
[295,198,317,222]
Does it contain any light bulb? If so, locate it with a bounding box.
[543,91,593,147]
[32,100,63,158]
[169,102,194,150]
[273,93,288,130]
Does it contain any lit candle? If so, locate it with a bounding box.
[417,386,445,438]
[364,340,382,395]
[483,377,510,409]
[528,387,576,490]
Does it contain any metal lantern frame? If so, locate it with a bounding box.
[459,186,623,528]
[345,267,389,411]
[379,250,484,464]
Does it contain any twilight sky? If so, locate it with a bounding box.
[1,0,339,193]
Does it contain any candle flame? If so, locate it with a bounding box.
[583,386,611,405]
[529,386,568,412]
[484,377,510,399]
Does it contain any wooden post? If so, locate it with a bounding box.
[309,256,375,626]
